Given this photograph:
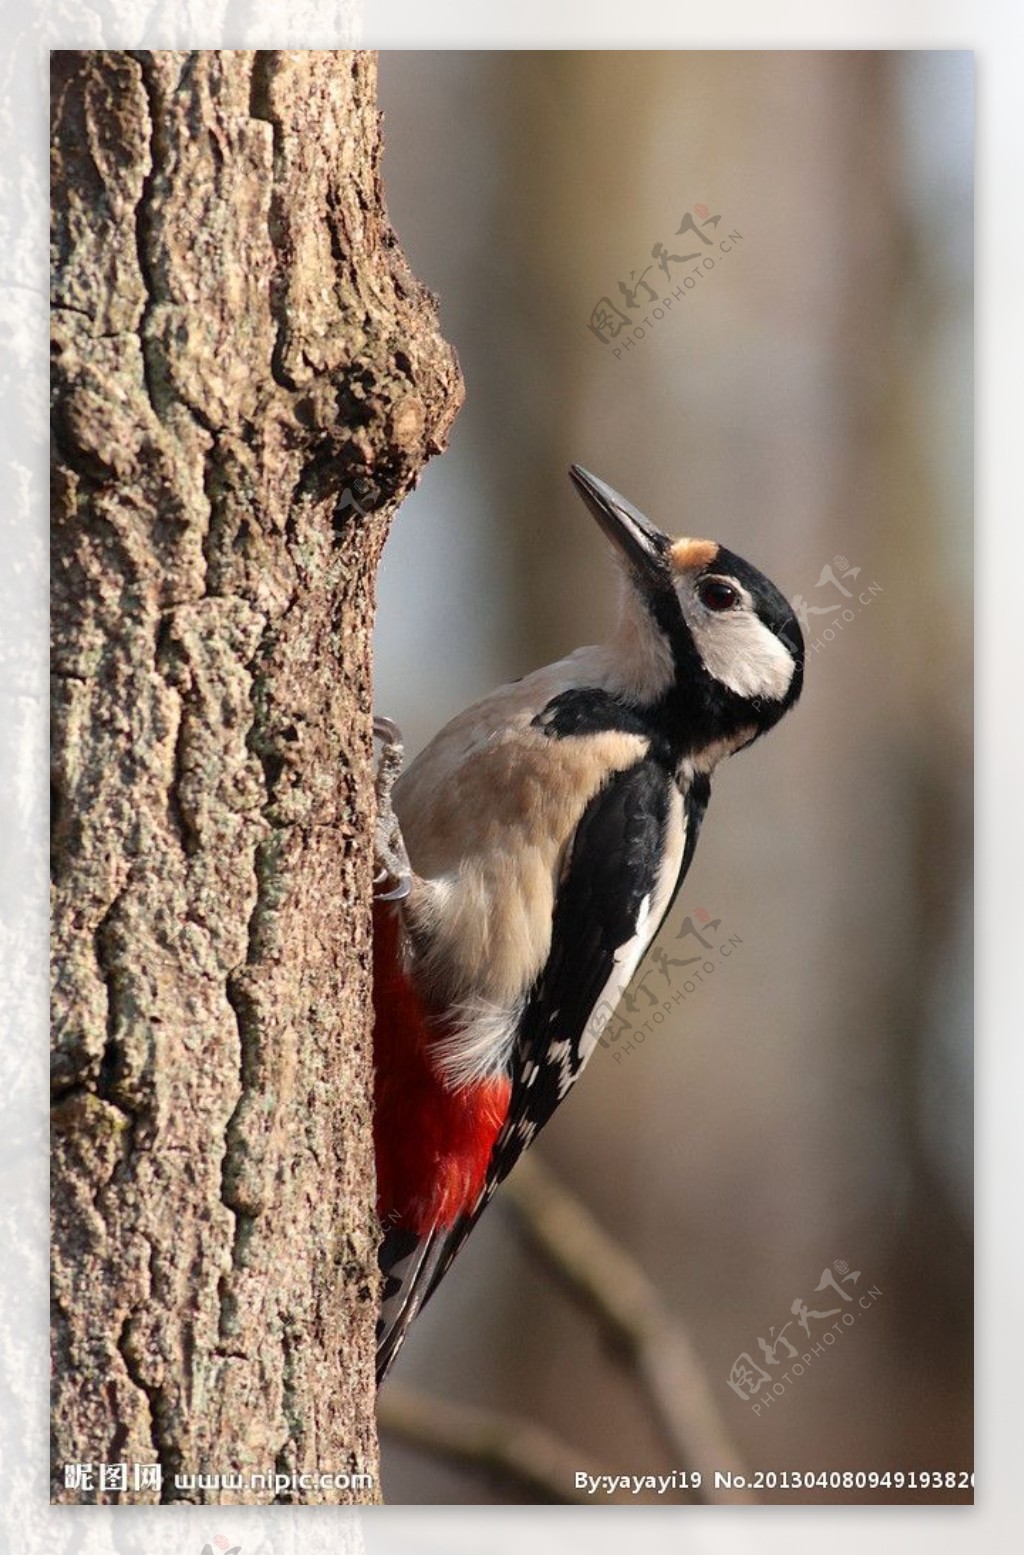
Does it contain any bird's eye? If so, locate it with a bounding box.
[698,577,740,612]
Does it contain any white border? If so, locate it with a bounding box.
[11,3,1020,1548]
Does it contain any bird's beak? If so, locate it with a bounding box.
[569,465,669,586]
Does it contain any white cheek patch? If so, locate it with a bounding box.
[682,592,796,701]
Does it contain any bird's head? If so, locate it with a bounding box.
[570,464,804,761]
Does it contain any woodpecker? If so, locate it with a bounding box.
[372,465,804,1383]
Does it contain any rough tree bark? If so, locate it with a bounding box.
[50,49,462,1506]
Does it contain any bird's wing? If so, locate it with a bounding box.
[409,756,704,1319]
[490,755,682,1162]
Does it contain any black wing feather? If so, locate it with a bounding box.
[413,757,690,1315]
[494,757,673,1163]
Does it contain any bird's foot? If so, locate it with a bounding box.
[373,716,412,901]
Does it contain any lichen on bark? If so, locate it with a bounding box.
[50,48,462,1506]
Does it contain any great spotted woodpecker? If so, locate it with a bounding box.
[372,466,804,1383]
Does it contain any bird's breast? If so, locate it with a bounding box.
[396,720,650,1007]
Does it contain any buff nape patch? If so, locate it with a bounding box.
[669,537,719,573]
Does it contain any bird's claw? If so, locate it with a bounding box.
[373,715,413,901]
[373,867,411,903]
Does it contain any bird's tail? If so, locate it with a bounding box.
[375,1224,450,1385]
[372,898,510,1385]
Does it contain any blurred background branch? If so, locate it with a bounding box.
[503,1153,756,1504]
[377,1386,642,1504]
[379,1154,755,1505]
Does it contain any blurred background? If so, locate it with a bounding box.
[372,50,972,1505]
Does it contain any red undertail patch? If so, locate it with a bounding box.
[373,899,511,1236]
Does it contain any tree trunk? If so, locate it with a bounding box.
[50,48,462,1506]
